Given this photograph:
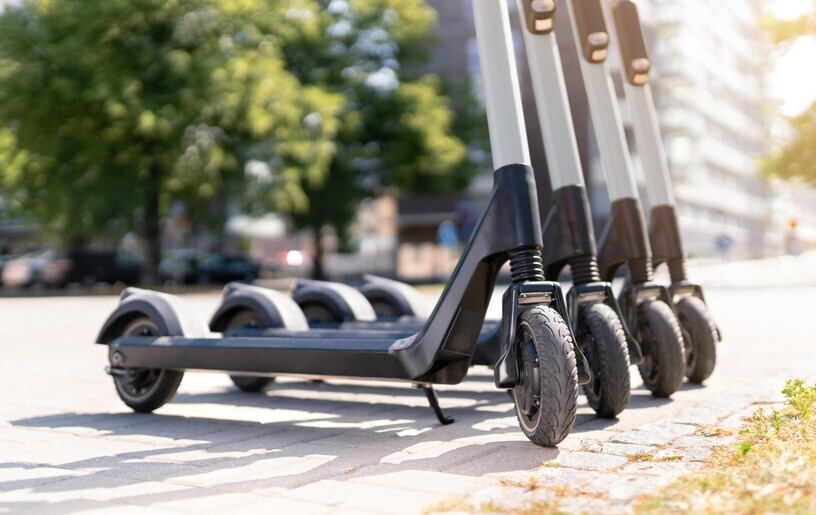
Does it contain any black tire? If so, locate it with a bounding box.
[676,296,717,384]
[223,310,275,392]
[367,297,401,319]
[512,306,579,447]
[636,300,686,398]
[301,303,342,324]
[112,318,184,413]
[577,303,631,418]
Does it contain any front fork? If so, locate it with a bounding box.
[494,281,591,389]
[568,282,643,365]
[650,205,723,342]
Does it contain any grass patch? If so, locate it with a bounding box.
[637,379,816,513]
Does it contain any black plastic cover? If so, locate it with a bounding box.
[572,0,609,63]
[612,0,650,85]
[523,0,557,35]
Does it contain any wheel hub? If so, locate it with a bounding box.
[639,322,659,385]
[513,332,541,417]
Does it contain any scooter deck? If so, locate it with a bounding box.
[301,319,502,366]
[111,330,427,381]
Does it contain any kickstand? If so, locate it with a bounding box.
[416,385,455,425]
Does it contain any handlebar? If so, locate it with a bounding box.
[612,0,650,86]
[572,0,609,63]
[522,0,557,35]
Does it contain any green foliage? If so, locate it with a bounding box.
[265,0,473,241]
[761,2,816,185]
[0,0,478,279]
[782,378,816,420]
[0,0,339,280]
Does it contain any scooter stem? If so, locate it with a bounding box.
[472,0,532,169]
[563,0,639,202]
[515,0,585,190]
[603,0,676,208]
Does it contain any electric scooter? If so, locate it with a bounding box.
[96,0,580,447]
[507,0,642,418]
[562,0,687,397]
[603,0,721,384]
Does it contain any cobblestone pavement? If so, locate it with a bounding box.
[1,256,815,514]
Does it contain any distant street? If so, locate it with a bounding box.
[1,255,815,513]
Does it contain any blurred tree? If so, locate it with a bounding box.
[761,3,816,185]
[0,0,481,283]
[0,0,340,282]
[236,0,477,279]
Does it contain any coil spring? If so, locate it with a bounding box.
[667,257,688,284]
[509,246,545,284]
[570,255,601,285]
[629,256,655,285]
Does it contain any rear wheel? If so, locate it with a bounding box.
[367,296,401,319]
[577,303,631,418]
[676,296,717,384]
[300,303,341,324]
[112,318,184,413]
[636,300,686,398]
[224,310,275,392]
[513,306,579,447]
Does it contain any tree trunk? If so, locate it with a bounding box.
[143,166,162,285]
[312,230,327,280]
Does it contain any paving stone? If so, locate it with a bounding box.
[469,486,554,511]
[558,496,631,514]
[719,406,760,428]
[665,406,722,426]
[148,491,273,513]
[600,442,659,457]
[0,475,192,508]
[1,432,168,468]
[378,432,529,466]
[0,466,82,493]
[441,442,560,475]
[349,470,492,496]
[166,454,337,490]
[656,446,712,462]
[673,435,735,449]
[553,451,628,471]
[611,430,672,446]
[620,461,703,477]
[493,467,600,489]
[281,479,447,514]
[583,473,674,500]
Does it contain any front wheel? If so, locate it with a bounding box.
[676,296,717,384]
[223,310,275,392]
[112,318,184,413]
[636,300,686,398]
[513,306,579,447]
[577,303,631,418]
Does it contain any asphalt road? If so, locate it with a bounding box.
[1,256,814,513]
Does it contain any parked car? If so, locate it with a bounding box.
[40,249,142,288]
[158,249,206,285]
[197,253,259,284]
[2,250,53,288]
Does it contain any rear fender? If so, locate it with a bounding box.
[209,283,308,332]
[96,288,209,344]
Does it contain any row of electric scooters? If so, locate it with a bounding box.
[97,0,721,448]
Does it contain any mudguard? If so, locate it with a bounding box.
[359,275,432,319]
[96,288,210,344]
[209,283,308,332]
[291,280,377,323]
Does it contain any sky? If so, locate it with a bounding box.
[766,0,816,116]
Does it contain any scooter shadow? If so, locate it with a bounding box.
[8,386,562,511]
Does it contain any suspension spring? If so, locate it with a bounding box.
[629,256,655,285]
[570,255,602,286]
[509,246,545,284]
